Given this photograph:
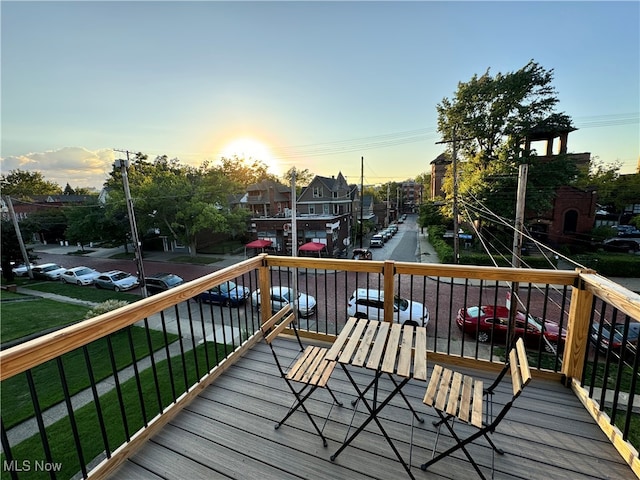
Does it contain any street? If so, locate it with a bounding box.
[27,215,571,352]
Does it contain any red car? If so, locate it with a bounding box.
[456,305,567,352]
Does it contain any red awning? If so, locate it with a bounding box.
[298,241,326,252]
[246,239,272,249]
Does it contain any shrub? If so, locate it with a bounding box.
[84,300,130,319]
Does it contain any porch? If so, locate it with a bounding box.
[109,338,631,480]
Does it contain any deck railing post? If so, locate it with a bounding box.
[383,260,396,323]
[258,253,273,326]
[561,268,596,383]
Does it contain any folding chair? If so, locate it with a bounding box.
[260,303,343,447]
[421,337,532,480]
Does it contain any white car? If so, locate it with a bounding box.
[251,286,317,317]
[347,288,430,327]
[12,263,36,277]
[32,263,67,281]
[61,266,101,285]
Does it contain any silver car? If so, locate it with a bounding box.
[251,286,317,317]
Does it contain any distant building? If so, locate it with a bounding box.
[430,153,450,200]
[400,180,423,213]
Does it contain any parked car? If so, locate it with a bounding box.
[144,273,185,295]
[194,281,250,306]
[251,286,317,317]
[94,270,140,292]
[347,288,430,327]
[456,305,566,352]
[32,263,66,280]
[369,235,384,248]
[61,266,101,285]
[352,248,373,260]
[602,238,639,253]
[380,230,392,241]
[12,262,36,277]
[590,321,640,354]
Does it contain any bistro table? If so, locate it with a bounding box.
[325,317,428,479]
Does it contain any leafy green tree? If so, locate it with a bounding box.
[215,156,277,190]
[64,199,104,251]
[105,155,245,256]
[0,170,61,197]
[418,200,446,229]
[282,167,314,188]
[574,159,621,208]
[437,60,578,220]
[20,209,68,244]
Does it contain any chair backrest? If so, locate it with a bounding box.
[509,337,532,398]
[261,303,296,345]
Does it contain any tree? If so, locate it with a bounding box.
[214,156,277,190]
[437,60,578,220]
[0,169,61,197]
[282,167,314,188]
[64,199,104,251]
[105,154,243,256]
[63,183,75,195]
[20,209,68,244]
[574,159,621,208]
[418,200,446,229]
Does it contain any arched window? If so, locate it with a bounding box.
[563,210,578,233]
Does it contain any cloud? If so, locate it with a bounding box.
[0,147,115,190]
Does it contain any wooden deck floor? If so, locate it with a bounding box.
[109,338,633,480]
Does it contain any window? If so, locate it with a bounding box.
[308,205,315,214]
[313,187,323,198]
[323,204,330,214]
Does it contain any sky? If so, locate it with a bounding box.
[1,1,639,191]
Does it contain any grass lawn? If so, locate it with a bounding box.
[1,297,90,343]
[1,325,178,429]
[0,341,232,480]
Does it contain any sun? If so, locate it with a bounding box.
[220,137,280,174]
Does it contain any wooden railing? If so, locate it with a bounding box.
[0,255,638,479]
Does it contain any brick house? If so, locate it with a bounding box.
[428,126,594,246]
[248,173,359,256]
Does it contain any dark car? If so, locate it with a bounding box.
[144,273,184,295]
[602,238,640,253]
[194,281,250,306]
[456,305,566,352]
[591,321,640,356]
[352,248,373,260]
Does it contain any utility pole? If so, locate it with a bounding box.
[4,195,33,279]
[436,127,468,264]
[386,183,390,227]
[451,130,459,264]
[507,163,529,351]
[511,164,529,268]
[114,150,147,297]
